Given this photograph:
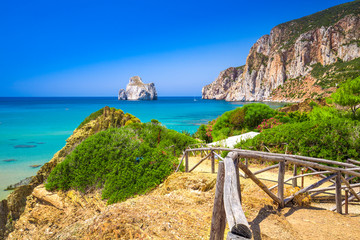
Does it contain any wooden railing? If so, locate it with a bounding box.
[176,147,360,239]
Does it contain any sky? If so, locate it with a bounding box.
[0,0,353,97]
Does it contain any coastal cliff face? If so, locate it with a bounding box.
[203,2,360,102]
[118,76,157,100]
[0,107,140,239]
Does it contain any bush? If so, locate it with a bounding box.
[236,118,360,162]
[309,106,341,121]
[243,103,276,128]
[229,108,246,129]
[46,123,197,204]
[257,118,283,132]
[332,76,360,118]
[197,103,277,142]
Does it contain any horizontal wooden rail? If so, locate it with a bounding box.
[347,159,360,166]
[307,183,360,193]
[253,163,279,175]
[185,147,359,170]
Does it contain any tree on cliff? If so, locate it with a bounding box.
[332,76,360,118]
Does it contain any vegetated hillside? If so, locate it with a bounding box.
[200,75,360,163]
[0,107,196,239]
[202,0,360,102]
[196,103,309,143]
[46,122,197,204]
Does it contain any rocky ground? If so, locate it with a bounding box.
[6,156,360,239]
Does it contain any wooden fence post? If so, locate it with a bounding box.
[211,150,215,174]
[224,152,252,239]
[210,161,226,240]
[345,189,349,215]
[244,158,248,178]
[185,151,189,172]
[301,168,305,188]
[335,171,342,214]
[278,161,285,208]
[292,164,297,187]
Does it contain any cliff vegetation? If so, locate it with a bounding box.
[46,122,196,204]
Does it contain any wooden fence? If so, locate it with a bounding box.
[176,147,360,240]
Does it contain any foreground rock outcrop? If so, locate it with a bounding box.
[118,76,157,100]
[0,107,140,239]
[203,1,360,102]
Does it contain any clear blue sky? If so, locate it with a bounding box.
[0,0,352,97]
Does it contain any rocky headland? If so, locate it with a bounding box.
[118,76,157,100]
[202,1,360,102]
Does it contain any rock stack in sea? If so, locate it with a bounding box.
[118,76,157,100]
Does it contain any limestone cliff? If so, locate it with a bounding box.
[0,107,140,239]
[118,76,157,100]
[202,1,360,102]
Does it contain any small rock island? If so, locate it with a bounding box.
[118,76,157,100]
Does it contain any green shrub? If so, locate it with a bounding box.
[236,118,360,162]
[309,106,341,121]
[46,123,196,204]
[309,101,317,108]
[332,76,360,118]
[243,103,276,128]
[229,108,246,129]
[197,124,212,143]
[198,103,277,142]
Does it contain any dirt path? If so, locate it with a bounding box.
[187,155,360,240]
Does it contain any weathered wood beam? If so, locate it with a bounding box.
[308,183,360,193]
[210,161,226,240]
[223,152,252,239]
[311,176,356,197]
[253,164,279,176]
[345,190,349,215]
[187,148,358,169]
[244,158,248,178]
[284,173,337,205]
[185,151,189,172]
[270,170,334,191]
[340,175,360,202]
[335,172,342,214]
[175,151,186,172]
[307,166,335,183]
[347,159,360,166]
[237,157,282,205]
[233,157,242,202]
[278,161,285,208]
[188,152,212,172]
[292,164,297,187]
[213,152,225,161]
[330,191,360,211]
[211,151,215,174]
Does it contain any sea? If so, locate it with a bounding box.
[0,97,284,200]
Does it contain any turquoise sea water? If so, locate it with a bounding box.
[0,97,284,200]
